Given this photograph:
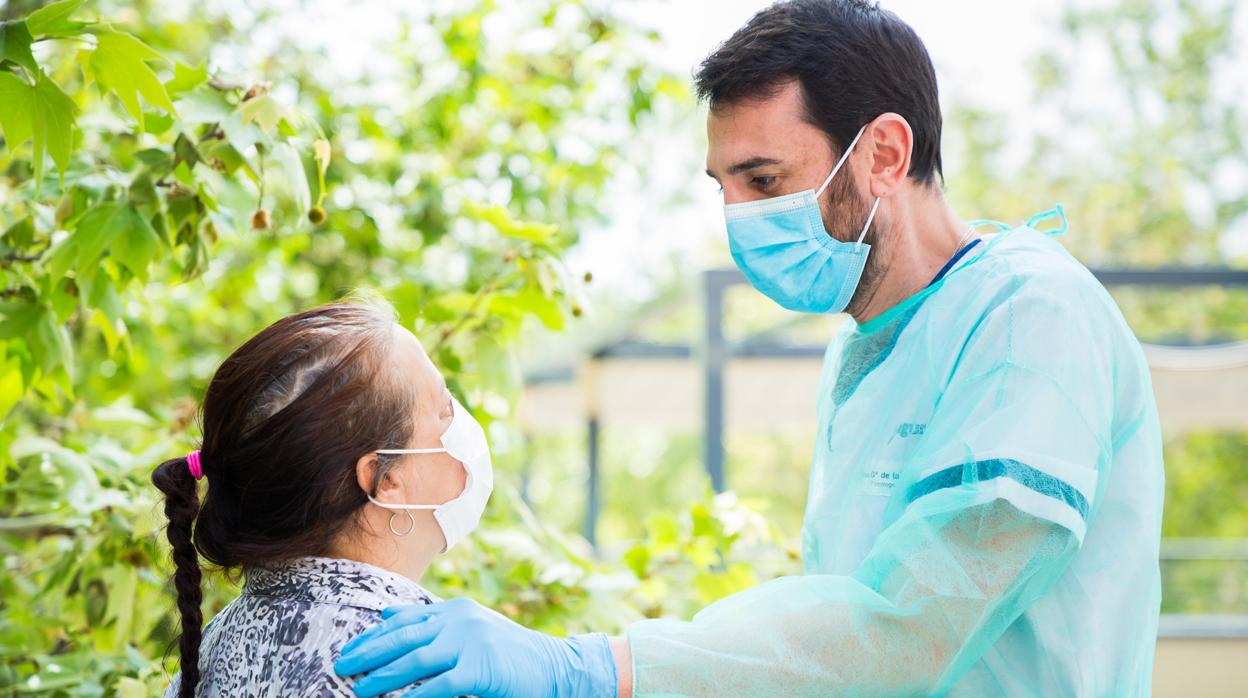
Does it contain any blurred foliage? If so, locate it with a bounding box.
[1163,431,1248,539]
[1159,430,1248,613]
[945,0,1248,344]
[0,0,692,693]
[947,0,1247,266]
[0,0,1245,695]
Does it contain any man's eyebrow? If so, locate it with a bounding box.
[706,156,783,180]
[727,156,782,175]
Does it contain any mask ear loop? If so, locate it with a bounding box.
[816,124,870,198]
[376,448,447,455]
[855,197,882,250]
[368,448,449,536]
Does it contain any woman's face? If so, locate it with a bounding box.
[367,325,468,552]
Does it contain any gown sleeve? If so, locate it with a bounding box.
[626,283,1117,697]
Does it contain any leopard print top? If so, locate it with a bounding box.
[164,556,435,697]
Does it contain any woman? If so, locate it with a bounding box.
[153,298,493,697]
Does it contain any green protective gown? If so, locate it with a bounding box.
[627,221,1164,697]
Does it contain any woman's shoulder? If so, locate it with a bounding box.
[174,556,434,697]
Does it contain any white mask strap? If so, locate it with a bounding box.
[368,494,439,511]
[856,197,882,248]
[816,124,869,198]
[369,448,452,510]
[376,448,447,455]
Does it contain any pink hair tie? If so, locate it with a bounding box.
[186,450,204,480]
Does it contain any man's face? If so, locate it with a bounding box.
[705,81,890,314]
[704,81,836,205]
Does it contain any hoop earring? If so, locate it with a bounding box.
[388,510,416,537]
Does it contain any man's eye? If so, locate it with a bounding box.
[751,176,776,190]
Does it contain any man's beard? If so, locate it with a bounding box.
[818,172,891,318]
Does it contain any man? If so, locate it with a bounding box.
[334,1,1165,695]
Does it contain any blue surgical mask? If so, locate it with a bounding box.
[724,124,880,314]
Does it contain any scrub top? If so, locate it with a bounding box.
[627,226,1164,697]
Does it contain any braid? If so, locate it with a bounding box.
[152,457,204,698]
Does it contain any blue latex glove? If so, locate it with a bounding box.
[333,598,618,698]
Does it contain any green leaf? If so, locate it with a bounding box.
[45,234,77,282]
[172,160,195,186]
[218,111,266,152]
[270,141,310,214]
[103,563,137,646]
[165,61,208,95]
[182,229,209,278]
[0,354,23,423]
[489,289,564,331]
[26,0,89,36]
[133,147,170,167]
[3,216,36,248]
[623,545,651,577]
[30,303,72,378]
[648,512,680,550]
[88,280,126,354]
[172,132,201,170]
[0,71,34,151]
[201,139,252,177]
[167,193,199,237]
[0,70,77,188]
[87,30,175,131]
[142,109,174,135]
[239,93,292,134]
[49,276,77,321]
[197,181,218,212]
[74,203,128,271]
[127,172,158,207]
[10,436,98,507]
[0,301,41,339]
[110,207,160,282]
[33,72,76,185]
[466,202,557,243]
[277,116,298,138]
[0,20,37,73]
[172,86,232,123]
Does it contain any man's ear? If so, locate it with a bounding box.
[865,113,914,197]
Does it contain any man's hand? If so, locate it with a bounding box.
[333,597,617,698]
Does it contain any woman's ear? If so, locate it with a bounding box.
[357,454,407,504]
[355,452,381,499]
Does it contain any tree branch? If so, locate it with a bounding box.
[0,248,48,268]
[1,252,44,264]
[432,271,523,353]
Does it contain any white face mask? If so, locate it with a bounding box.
[369,396,494,552]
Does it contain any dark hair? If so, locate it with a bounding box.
[151,297,419,697]
[694,0,943,186]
